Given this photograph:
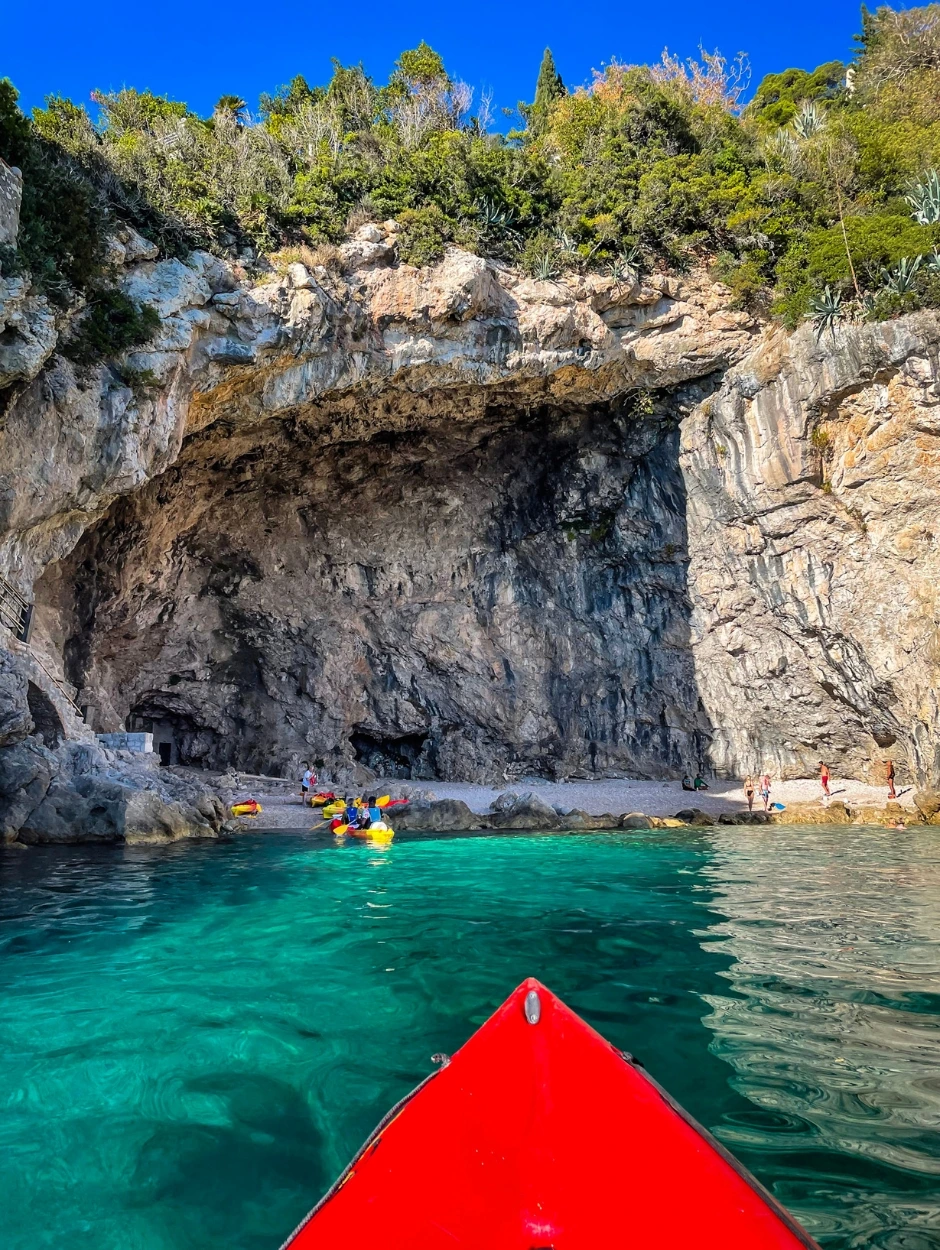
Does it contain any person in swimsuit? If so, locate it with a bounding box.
[819,761,831,798]
[885,759,897,800]
[744,775,755,811]
[760,773,771,812]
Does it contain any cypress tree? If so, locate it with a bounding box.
[530,48,565,134]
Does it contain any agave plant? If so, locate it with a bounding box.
[532,249,562,281]
[792,102,826,140]
[608,244,644,283]
[924,246,940,274]
[809,286,844,336]
[552,229,581,257]
[476,195,516,232]
[905,170,940,226]
[766,127,798,162]
[607,255,632,283]
[882,254,923,295]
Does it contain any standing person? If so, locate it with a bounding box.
[300,764,317,805]
[885,759,897,800]
[744,775,755,812]
[819,761,831,798]
[759,772,771,812]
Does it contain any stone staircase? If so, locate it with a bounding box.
[0,572,92,741]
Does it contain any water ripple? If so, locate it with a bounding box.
[0,828,938,1248]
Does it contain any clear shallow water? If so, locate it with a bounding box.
[0,827,937,1250]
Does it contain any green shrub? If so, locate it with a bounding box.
[6,8,940,339]
[745,62,846,132]
[395,204,457,266]
[713,251,769,309]
[1,79,110,302]
[520,230,564,278]
[64,290,161,366]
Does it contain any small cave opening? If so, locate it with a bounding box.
[351,730,429,779]
[126,705,221,769]
[27,682,65,749]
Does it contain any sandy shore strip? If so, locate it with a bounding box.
[230,776,917,830]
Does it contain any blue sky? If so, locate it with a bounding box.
[6,0,863,120]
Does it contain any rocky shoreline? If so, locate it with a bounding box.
[390,793,940,832]
[228,778,940,836]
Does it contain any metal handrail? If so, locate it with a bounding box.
[27,648,85,720]
[0,573,32,643]
[0,574,84,720]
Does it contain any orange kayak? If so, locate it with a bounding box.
[281,978,818,1249]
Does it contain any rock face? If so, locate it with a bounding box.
[0,218,938,841]
[0,159,22,247]
[683,316,940,783]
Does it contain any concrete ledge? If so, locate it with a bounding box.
[96,732,154,754]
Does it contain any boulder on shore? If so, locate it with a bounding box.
[486,793,562,830]
[718,810,768,824]
[674,808,715,826]
[913,789,940,823]
[393,798,483,831]
[619,812,652,830]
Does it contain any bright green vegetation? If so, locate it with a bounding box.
[0,80,161,363]
[4,6,940,342]
[0,827,938,1249]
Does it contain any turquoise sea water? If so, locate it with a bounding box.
[1,826,938,1249]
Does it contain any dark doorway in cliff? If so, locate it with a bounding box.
[127,704,220,769]
[351,730,429,779]
[27,682,64,748]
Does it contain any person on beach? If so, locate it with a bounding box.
[885,759,897,800]
[682,774,695,791]
[819,761,831,798]
[693,774,709,791]
[759,773,771,812]
[300,764,317,804]
[744,775,755,811]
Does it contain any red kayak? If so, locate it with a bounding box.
[282,978,818,1249]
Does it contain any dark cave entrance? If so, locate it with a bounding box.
[38,386,719,784]
[27,682,64,748]
[351,730,429,779]
[126,705,219,769]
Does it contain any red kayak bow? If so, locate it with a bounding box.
[282,978,818,1249]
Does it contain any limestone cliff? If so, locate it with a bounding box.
[684,316,940,783]
[0,218,937,841]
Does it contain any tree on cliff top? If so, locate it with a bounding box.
[526,48,565,135]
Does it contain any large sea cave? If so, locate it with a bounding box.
[33,389,714,783]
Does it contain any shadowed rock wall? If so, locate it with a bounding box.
[40,393,713,782]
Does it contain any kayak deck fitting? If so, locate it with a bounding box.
[282,977,820,1249]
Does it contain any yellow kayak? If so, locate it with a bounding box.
[332,824,395,843]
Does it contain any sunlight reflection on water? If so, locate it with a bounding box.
[698,826,940,1248]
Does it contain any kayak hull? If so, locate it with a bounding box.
[282,978,818,1249]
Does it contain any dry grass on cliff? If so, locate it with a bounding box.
[268,243,343,276]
